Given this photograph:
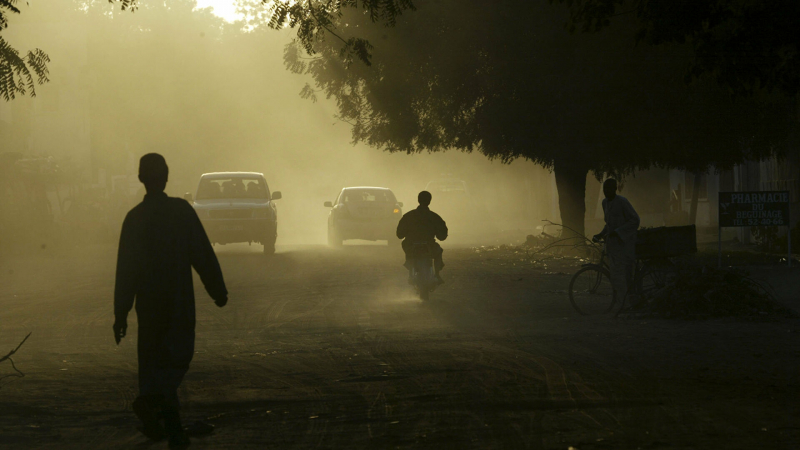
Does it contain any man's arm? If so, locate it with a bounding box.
[113,213,137,344]
[187,204,228,305]
[114,214,137,320]
[435,214,448,241]
[396,213,408,239]
[593,199,609,242]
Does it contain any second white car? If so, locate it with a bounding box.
[324,186,403,246]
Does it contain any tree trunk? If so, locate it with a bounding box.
[554,160,589,241]
[689,171,702,225]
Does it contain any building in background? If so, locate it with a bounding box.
[666,154,800,242]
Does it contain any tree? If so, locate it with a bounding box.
[0,1,49,100]
[552,0,800,98]
[555,0,800,225]
[258,0,792,237]
[0,0,145,101]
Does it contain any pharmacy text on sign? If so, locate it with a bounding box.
[719,191,790,228]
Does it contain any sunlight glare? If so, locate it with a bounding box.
[195,0,241,22]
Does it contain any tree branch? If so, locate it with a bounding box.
[0,332,31,382]
[305,0,349,47]
[0,332,31,364]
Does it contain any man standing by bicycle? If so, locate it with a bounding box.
[593,178,640,305]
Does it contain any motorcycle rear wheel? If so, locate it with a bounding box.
[418,286,430,301]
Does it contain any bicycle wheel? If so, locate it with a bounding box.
[569,265,616,315]
[636,258,677,301]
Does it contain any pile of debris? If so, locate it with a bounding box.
[644,266,795,319]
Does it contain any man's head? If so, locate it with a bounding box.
[418,190,432,206]
[138,153,169,193]
[603,178,617,200]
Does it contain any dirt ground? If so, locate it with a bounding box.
[0,241,798,449]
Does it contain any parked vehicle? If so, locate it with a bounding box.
[324,186,403,246]
[424,178,470,197]
[424,176,496,241]
[185,172,281,254]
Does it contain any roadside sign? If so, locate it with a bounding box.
[718,191,791,267]
[719,191,790,227]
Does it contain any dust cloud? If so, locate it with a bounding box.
[3,5,799,450]
[1,0,556,252]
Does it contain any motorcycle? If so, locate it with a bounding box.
[409,242,438,301]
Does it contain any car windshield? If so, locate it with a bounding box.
[197,177,268,200]
[342,189,396,203]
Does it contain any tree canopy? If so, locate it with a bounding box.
[258,0,793,236]
[552,0,800,97]
[0,0,49,100]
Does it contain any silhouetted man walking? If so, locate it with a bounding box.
[397,191,448,282]
[114,153,228,448]
[593,178,639,306]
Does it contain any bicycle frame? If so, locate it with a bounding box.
[569,235,677,316]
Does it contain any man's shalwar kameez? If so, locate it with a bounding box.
[600,195,640,303]
[115,192,227,409]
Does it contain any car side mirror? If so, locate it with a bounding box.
[183,192,193,202]
[397,202,403,208]
[271,191,282,200]
[324,201,333,208]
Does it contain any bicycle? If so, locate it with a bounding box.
[568,238,676,316]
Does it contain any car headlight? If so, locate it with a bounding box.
[252,208,269,218]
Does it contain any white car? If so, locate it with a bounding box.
[185,172,281,254]
[324,186,403,246]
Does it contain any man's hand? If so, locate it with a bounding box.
[592,233,603,243]
[113,318,127,345]
[214,296,228,308]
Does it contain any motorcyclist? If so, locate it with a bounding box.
[396,191,448,283]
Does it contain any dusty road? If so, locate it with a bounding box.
[1,243,798,449]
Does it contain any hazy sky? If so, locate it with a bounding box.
[195,0,240,21]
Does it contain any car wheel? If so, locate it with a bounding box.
[264,224,277,255]
[327,225,343,248]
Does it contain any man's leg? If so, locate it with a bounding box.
[608,252,634,307]
[137,324,194,447]
[161,324,195,448]
[433,244,444,283]
[136,327,169,441]
[401,240,413,283]
[401,239,411,269]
